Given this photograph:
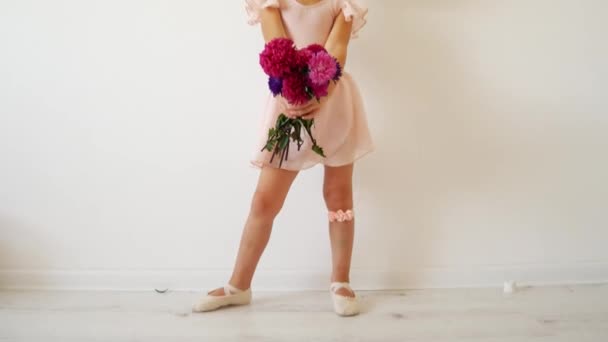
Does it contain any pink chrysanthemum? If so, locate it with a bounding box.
[297,44,328,71]
[259,38,298,78]
[308,51,339,86]
[282,74,311,105]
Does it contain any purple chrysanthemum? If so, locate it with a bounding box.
[308,51,338,86]
[333,59,342,81]
[268,77,283,96]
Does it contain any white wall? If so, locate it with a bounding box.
[1,0,607,290]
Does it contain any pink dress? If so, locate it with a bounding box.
[246,0,374,171]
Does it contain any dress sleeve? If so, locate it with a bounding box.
[340,0,368,38]
[245,0,281,26]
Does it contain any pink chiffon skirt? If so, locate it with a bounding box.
[251,72,374,171]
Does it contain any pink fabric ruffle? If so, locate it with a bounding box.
[245,0,280,25]
[340,0,368,38]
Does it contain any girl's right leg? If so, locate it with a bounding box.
[207,166,298,296]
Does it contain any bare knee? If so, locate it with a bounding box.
[323,182,353,210]
[250,190,283,221]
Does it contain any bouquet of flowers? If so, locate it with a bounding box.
[259,38,342,168]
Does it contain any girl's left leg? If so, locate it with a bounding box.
[323,163,356,298]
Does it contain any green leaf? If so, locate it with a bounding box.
[276,114,287,129]
[279,113,289,124]
[279,135,289,149]
[312,144,326,157]
[301,119,314,141]
[303,119,313,130]
[263,140,275,152]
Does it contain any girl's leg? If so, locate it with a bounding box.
[323,163,355,298]
[208,166,298,295]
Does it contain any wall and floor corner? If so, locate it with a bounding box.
[1,0,607,291]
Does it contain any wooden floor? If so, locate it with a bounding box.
[1,285,607,341]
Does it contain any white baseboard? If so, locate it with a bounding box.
[1,262,607,291]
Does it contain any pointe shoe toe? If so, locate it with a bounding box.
[192,285,252,313]
[332,295,359,316]
[330,282,360,316]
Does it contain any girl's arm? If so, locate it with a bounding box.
[258,6,354,118]
[296,14,354,119]
[319,13,354,99]
[297,15,353,120]
[325,13,354,72]
[259,7,288,42]
[258,7,312,116]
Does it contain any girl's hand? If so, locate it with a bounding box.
[287,99,321,120]
[296,99,322,120]
[278,97,320,120]
[278,82,336,120]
